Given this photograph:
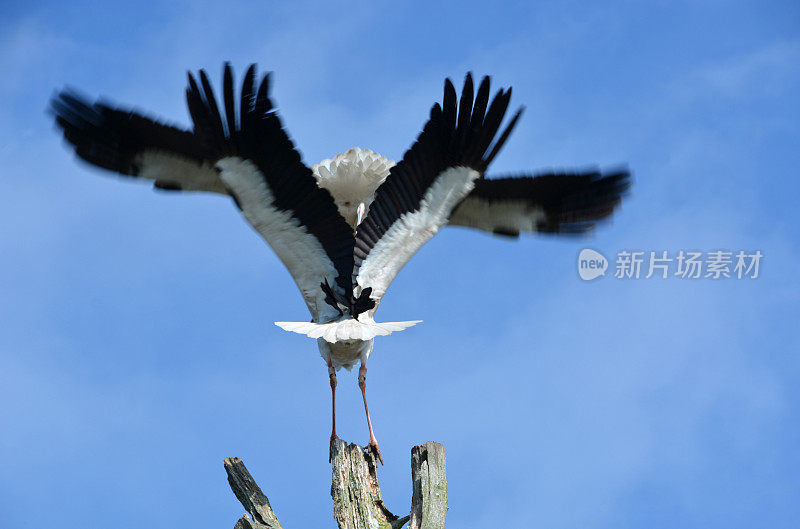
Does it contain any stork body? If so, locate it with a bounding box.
[284,147,413,370]
[51,64,630,462]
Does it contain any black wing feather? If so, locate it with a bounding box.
[50,91,207,177]
[449,169,631,236]
[222,64,237,139]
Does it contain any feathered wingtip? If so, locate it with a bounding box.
[275,319,422,343]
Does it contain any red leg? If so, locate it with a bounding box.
[328,361,338,462]
[359,363,383,465]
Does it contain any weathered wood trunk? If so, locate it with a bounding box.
[409,443,447,529]
[224,441,447,529]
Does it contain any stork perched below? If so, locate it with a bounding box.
[50,64,630,463]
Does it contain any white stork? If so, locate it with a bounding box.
[51,64,630,463]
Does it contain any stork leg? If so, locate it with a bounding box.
[358,363,383,465]
[328,361,338,462]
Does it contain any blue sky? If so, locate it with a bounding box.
[1,1,799,527]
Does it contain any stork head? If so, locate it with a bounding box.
[312,147,395,228]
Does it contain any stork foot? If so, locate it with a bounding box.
[365,437,384,465]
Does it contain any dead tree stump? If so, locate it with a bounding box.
[224,441,447,529]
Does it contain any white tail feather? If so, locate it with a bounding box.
[275,319,421,343]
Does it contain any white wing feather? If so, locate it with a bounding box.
[137,151,228,193]
[355,166,480,309]
[218,157,341,322]
[448,196,545,234]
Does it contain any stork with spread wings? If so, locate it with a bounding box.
[51,64,630,462]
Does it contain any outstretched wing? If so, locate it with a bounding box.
[51,91,226,193]
[353,73,522,313]
[52,64,354,321]
[448,169,631,237]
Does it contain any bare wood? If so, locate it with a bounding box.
[224,441,447,528]
[330,438,409,529]
[233,514,269,529]
[409,442,448,529]
[224,457,283,529]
